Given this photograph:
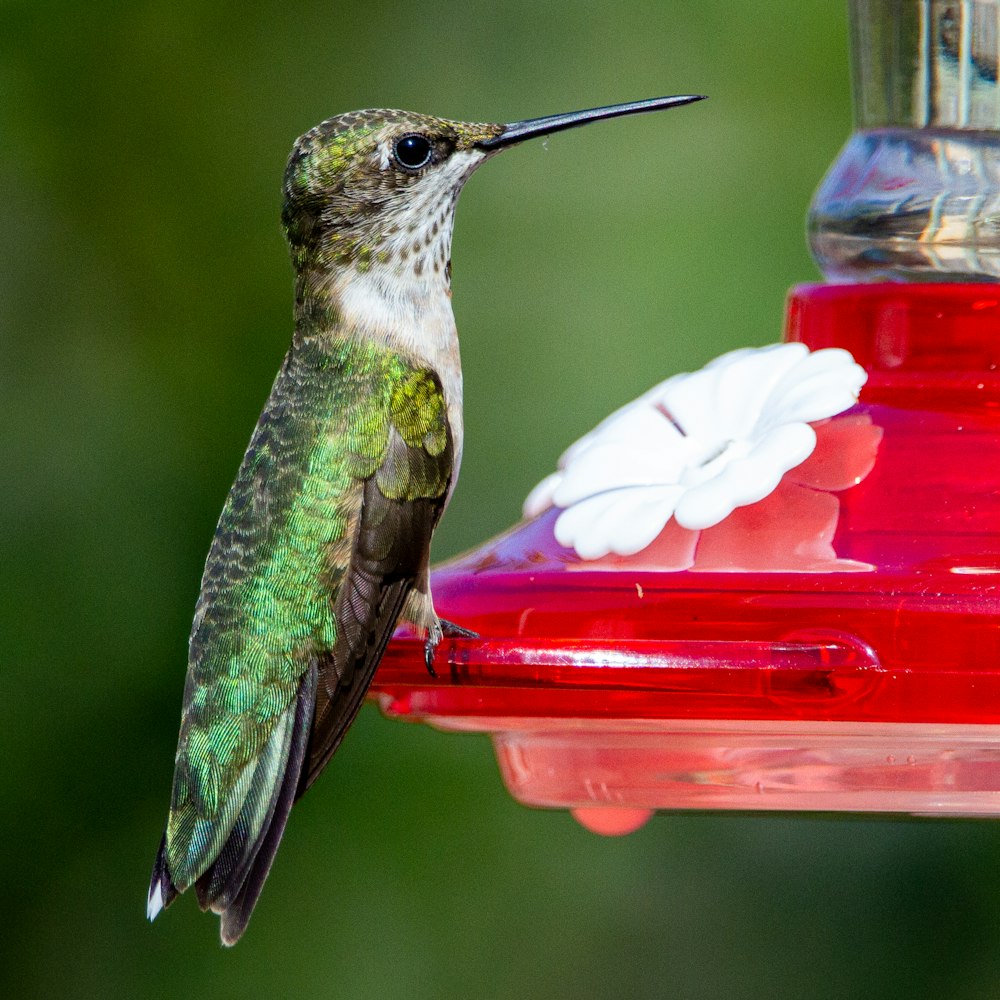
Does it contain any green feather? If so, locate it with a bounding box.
[164,335,450,890]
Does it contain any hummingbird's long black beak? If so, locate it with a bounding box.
[476,94,706,150]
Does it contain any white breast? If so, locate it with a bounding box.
[333,266,465,489]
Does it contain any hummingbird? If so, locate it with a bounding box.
[147,93,704,945]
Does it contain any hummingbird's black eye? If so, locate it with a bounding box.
[394,134,433,171]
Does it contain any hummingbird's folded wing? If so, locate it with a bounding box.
[303,365,454,790]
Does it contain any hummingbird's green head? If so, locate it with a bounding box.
[281,97,705,286]
[282,110,503,279]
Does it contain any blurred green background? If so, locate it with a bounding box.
[5,1,1000,997]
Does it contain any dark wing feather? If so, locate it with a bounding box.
[301,428,448,792]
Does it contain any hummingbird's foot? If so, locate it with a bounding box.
[424,618,479,677]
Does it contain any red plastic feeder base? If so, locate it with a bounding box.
[373,284,1000,828]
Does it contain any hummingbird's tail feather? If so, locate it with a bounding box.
[194,664,318,946]
[147,833,179,921]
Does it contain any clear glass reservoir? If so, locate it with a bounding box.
[810,0,1000,281]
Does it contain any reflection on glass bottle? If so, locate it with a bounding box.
[810,0,1000,281]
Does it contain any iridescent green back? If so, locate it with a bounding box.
[164,335,451,891]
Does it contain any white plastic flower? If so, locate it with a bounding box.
[523,343,868,560]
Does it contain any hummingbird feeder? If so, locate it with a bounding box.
[374,0,1000,833]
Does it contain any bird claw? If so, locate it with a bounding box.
[440,618,479,639]
[424,618,479,677]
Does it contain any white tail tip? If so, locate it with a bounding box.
[147,881,164,922]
